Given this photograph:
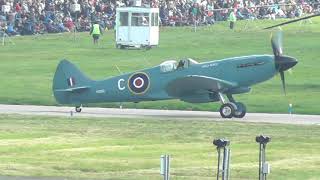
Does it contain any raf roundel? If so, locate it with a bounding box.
[128,72,150,94]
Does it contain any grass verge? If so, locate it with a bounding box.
[0,114,319,179]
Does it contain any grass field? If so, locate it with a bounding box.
[0,114,319,180]
[0,18,320,114]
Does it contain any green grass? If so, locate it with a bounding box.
[0,18,320,114]
[0,114,319,179]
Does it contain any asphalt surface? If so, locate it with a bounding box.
[1,104,320,125]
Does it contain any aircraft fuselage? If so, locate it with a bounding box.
[67,55,276,104]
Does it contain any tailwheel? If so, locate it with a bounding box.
[219,103,235,118]
[75,106,82,113]
[233,102,246,118]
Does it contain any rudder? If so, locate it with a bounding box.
[52,59,91,104]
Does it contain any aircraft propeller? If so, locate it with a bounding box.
[270,31,298,95]
[264,13,320,29]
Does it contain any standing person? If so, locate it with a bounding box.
[228,9,237,30]
[190,3,200,25]
[90,20,103,44]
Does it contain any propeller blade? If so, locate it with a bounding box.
[264,13,320,29]
[271,31,283,56]
[270,31,298,96]
[280,71,286,95]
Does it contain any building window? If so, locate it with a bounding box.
[155,13,159,26]
[151,13,159,26]
[120,12,128,26]
[131,13,149,26]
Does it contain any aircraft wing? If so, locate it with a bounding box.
[166,75,237,97]
[54,86,90,93]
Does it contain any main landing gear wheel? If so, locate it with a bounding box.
[75,106,82,113]
[219,103,235,118]
[233,102,246,118]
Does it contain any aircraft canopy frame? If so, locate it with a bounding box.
[160,58,199,73]
[160,60,177,73]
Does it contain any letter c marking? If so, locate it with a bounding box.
[118,79,125,90]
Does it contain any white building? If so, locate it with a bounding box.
[115,7,159,49]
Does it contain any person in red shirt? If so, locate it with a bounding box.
[15,3,21,12]
[64,17,75,32]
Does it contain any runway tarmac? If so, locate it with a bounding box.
[0,104,320,125]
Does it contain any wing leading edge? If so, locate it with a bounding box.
[166,75,238,97]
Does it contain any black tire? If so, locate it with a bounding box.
[233,102,246,118]
[219,103,235,118]
[75,106,82,113]
[116,44,125,49]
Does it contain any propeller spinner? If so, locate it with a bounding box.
[271,31,298,95]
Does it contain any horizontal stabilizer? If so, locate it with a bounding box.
[54,86,90,93]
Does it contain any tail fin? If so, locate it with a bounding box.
[52,59,91,104]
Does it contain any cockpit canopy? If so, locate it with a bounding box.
[160,58,199,73]
[160,60,177,73]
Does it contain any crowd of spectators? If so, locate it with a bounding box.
[159,0,319,26]
[0,0,120,35]
[0,0,319,36]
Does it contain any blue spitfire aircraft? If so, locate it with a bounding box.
[52,31,297,118]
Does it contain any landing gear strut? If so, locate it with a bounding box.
[75,105,82,113]
[218,93,246,118]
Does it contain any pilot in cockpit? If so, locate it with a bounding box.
[177,60,185,69]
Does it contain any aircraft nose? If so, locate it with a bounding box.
[275,55,298,72]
